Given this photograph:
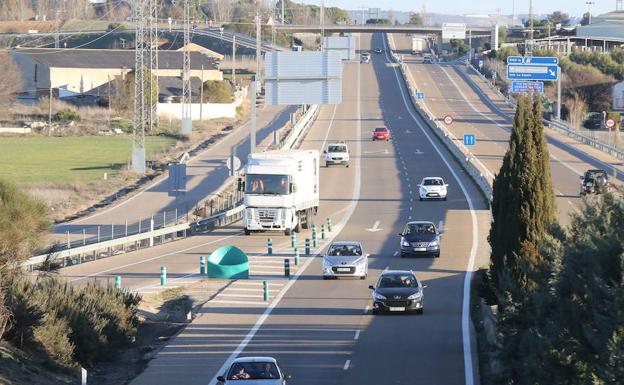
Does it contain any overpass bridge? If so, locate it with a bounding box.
[274,24,494,37]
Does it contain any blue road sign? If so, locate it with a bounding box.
[507,64,559,81]
[511,81,544,93]
[463,134,476,146]
[507,56,559,65]
[416,91,425,100]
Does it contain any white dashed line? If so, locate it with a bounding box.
[344,360,351,370]
[363,305,370,314]
[354,330,360,340]
[393,251,399,256]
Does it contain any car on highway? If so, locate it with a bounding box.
[360,52,371,63]
[322,241,368,279]
[373,47,383,54]
[324,141,350,167]
[418,177,448,201]
[369,270,425,314]
[372,126,391,141]
[580,169,611,196]
[217,356,290,384]
[423,55,433,63]
[399,221,441,258]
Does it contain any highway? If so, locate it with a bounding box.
[51,104,298,244]
[389,33,624,224]
[54,32,624,385]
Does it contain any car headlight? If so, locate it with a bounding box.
[401,238,410,247]
[373,292,386,300]
[408,291,422,300]
[428,239,439,247]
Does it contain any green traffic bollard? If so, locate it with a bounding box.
[321,224,326,240]
[305,238,311,256]
[160,266,167,286]
[312,224,318,247]
[268,238,273,255]
[263,280,269,301]
[200,256,206,275]
[294,248,300,266]
[284,258,291,277]
[291,231,297,248]
[326,217,332,232]
[115,276,121,289]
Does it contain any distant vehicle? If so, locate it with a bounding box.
[217,356,290,384]
[372,126,391,141]
[399,221,441,258]
[360,52,371,63]
[369,270,426,314]
[241,150,319,235]
[423,55,433,64]
[292,45,303,52]
[322,241,369,280]
[580,169,611,196]
[411,37,425,54]
[373,47,383,54]
[418,177,448,201]
[324,141,350,167]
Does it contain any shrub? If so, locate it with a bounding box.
[53,108,81,122]
[33,311,74,366]
[107,23,126,32]
[202,80,233,103]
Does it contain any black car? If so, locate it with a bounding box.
[399,221,441,258]
[369,270,425,314]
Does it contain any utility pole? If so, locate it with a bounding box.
[199,64,204,120]
[281,0,285,24]
[132,0,148,174]
[181,0,192,135]
[320,0,325,50]
[48,85,52,136]
[586,2,595,25]
[255,12,261,85]
[250,78,257,154]
[148,0,159,130]
[232,35,236,83]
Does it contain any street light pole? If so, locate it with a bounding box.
[586,1,595,25]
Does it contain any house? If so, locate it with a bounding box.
[174,43,225,60]
[10,48,222,95]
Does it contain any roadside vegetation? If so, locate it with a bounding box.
[476,94,624,384]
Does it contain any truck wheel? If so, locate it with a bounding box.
[285,229,291,236]
[244,229,251,235]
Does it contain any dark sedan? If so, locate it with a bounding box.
[369,270,425,314]
[399,221,441,258]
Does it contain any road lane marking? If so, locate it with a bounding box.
[354,330,360,340]
[211,300,268,305]
[366,221,383,232]
[207,40,365,385]
[393,251,398,256]
[384,35,477,385]
[364,305,370,314]
[438,220,444,233]
[343,360,351,370]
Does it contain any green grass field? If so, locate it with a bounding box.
[0,136,177,183]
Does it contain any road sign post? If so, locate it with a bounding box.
[305,238,311,256]
[284,258,290,277]
[294,248,300,266]
[115,276,121,289]
[160,266,167,286]
[263,280,269,301]
[200,256,206,275]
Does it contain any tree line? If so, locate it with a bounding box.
[484,93,624,383]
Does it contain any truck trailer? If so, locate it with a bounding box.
[412,37,426,54]
[241,150,320,235]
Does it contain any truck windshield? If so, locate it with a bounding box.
[245,174,290,195]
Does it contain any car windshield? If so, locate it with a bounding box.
[405,223,436,234]
[245,174,290,195]
[328,145,347,153]
[227,362,280,380]
[423,179,443,186]
[378,274,418,288]
[328,244,362,256]
[375,127,387,133]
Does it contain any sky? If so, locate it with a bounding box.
[321,0,617,18]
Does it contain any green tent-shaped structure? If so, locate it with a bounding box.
[207,245,249,279]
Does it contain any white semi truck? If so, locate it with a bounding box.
[412,37,426,54]
[241,150,319,235]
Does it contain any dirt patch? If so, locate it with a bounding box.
[0,343,76,385]
[86,278,231,385]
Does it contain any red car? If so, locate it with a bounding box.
[372,126,391,141]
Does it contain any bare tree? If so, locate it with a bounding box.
[0,52,22,117]
[566,91,587,130]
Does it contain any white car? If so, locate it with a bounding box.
[418,177,448,201]
[217,356,290,384]
[322,241,368,279]
[324,141,349,167]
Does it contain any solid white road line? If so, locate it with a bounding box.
[232,281,286,286]
[207,40,364,385]
[224,288,280,293]
[343,360,351,370]
[219,293,265,298]
[210,300,268,306]
[384,35,477,385]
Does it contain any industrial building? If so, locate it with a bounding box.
[10,48,222,96]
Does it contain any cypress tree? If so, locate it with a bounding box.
[489,94,557,293]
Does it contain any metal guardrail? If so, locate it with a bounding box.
[386,39,493,202]
[24,103,321,270]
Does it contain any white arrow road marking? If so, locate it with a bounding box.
[405,130,412,134]
[414,149,424,155]
[366,221,383,232]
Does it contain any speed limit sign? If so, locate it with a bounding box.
[605,118,616,129]
[443,115,454,125]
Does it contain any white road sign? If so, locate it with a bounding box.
[442,23,466,39]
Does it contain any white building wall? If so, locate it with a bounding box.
[158,87,246,121]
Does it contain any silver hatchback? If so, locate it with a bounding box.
[322,241,368,279]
